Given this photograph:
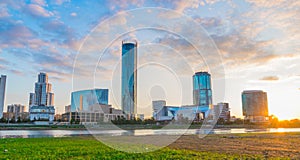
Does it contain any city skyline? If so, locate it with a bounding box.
[0,1,299,120]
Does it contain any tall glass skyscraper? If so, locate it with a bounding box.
[71,89,109,112]
[193,72,212,106]
[121,40,137,117]
[0,75,7,118]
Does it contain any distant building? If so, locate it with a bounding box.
[29,93,35,107]
[242,90,268,122]
[62,104,125,124]
[213,102,230,121]
[29,105,55,122]
[7,104,26,121]
[3,112,29,121]
[179,105,210,121]
[54,114,62,121]
[0,75,7,118]
[121,40,137,119]
[193,72,212,107]
[65,105,71,113]
[152,100,167,120]
[152,71,214,122]
[29,73,55,123]
[152,100,181,121]
[71,89,108,112]
[29,73,54,106]
[152,102,210,122]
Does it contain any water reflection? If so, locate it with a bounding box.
[1,128,300,139]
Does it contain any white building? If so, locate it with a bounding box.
[29,105,55,122]
[0,75,6,118]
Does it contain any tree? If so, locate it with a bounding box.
[217,118,225,125]
[17,117,22,123]
[0,117,6,123]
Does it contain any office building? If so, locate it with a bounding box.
[62,104,125,124]
[193,72,212,107]
[29,73,54,106]
[29,73,55,122]
[7,104,26,120]
[121,40,137,118]
[71,89,108,112]
[213,102,230,121]
[242,90,268,122]
[0,75,6,118]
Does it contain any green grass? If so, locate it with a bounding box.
[0,136,271,159]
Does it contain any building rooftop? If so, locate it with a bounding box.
[194,71,210,75]
[242,90,265,93]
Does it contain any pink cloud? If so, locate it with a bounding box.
[25,4,53,17]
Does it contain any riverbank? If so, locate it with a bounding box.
[1,133,299,159]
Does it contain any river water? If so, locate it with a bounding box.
[1,128,300,138]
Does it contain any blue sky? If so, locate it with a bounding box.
[0,0,299,119]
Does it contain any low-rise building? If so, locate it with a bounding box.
[62,103,125,124]
[29,105,55,122]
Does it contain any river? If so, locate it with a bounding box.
[1,128,300,138]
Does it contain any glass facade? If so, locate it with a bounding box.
[242,90,268,117]
[71,89,109,112]
[121,41,137,116]
[193,72,212,106]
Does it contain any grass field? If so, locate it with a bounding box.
[0,133,299,159]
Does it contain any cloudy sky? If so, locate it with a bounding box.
[0,0,299,120]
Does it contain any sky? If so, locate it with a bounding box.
[0,0,299,120]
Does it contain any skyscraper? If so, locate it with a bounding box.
[193,72,212,106]
[29,73,55,122]
[242,90,268,122]
[0,75,7,118]
[121,40,137,118]
[30,72,54,106]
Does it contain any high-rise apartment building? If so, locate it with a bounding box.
[0,75,7,118]
[30,73,54,106]
[193,72,212,106]
[121,40,137,118]
[29,73,55,122]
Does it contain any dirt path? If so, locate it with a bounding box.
[168,133,300,159]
